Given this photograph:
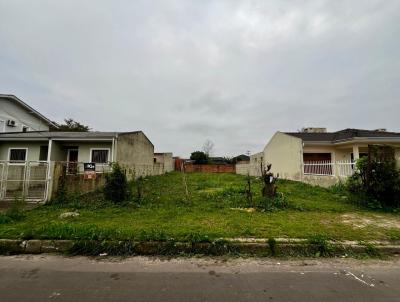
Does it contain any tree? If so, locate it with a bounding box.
[57,118,90,132]
[104,163,130,203]
[202,139,214,156]
[190,151,208,164]
[347,145,400,208]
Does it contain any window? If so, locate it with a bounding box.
[303,153,332,162]
[91,149,109,164]
[303,153,332,175]
[9,148,27,162]
[39,146,49,161]
[22,125,29,132]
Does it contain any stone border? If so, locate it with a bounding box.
[0,240,74,254]
[1,239,399,256]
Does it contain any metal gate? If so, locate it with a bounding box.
[0,161,49,201]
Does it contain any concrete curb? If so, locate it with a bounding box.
[1,239,399,256]
[0,239,74,254]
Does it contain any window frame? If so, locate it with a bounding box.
[89,148,110,164]
[39,145,49,162]
[0,120,5,132]
[8,147,28,164]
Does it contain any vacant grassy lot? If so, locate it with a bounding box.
[1,172,400,242]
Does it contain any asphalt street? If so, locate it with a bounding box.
[0,255,399,302]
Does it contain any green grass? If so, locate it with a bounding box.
[0,172,399,242]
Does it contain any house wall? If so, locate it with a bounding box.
[50,141,66,161]
[0,98,50,132]
[116,132,155,179]
[235,152,263,176]
[52,141,112,162]
[235,162,250,175]
[262,132,303,180]
[154,153,174,173]
[0,141,48,161]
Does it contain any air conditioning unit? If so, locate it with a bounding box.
[7,120,17,127]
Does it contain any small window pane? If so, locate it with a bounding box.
[39,146,48,161]
[10,149,27,162]
[91,150,108,163]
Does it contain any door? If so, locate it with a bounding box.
[67,149,79,174]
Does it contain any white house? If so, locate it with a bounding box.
[0,94,58,132]
[237,128,400,187]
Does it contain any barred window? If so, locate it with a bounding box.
[9,149,27,162]
[91,149,109,163]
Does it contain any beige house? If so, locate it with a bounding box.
[237,128,400,187]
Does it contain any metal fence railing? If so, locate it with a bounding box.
[303,160,355,177]
[0,160,49,201]
[303,160,333,176]
[336,160,355,177]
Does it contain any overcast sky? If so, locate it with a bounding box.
[0,1,399,157]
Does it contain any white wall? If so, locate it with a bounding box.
[262,132,303,180]
[0,98,50,132]
[0,141,48,161]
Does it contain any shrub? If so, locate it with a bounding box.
[0,198,26,224]
[0,214,12,224]
[347,154,400,209]
[268,238,277,256]
[132,176,145,202]
[308,234,331,256]
[256,194,289,211]
[104,163,130,203]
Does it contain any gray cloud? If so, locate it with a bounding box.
[0,0,399,156]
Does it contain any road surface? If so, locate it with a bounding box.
[0,255,399,301]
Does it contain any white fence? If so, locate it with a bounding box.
[303,160,355,177]
[0,161,49,201]
[336,160,355,177]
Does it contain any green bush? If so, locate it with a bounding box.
[0,198,26,224]
[347,156,400,209]
[308,234,332,256]
[268,238,277,256]
[104,163,130,203]
[256,194,289,211]
[0,214,12,224]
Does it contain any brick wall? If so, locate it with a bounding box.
[184,164,235,173]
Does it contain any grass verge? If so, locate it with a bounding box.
[0,172,399,244]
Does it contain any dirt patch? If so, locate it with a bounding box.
[341,214,400,229]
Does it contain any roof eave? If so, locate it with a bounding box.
[0,94,59,129]
[333,137,400,145]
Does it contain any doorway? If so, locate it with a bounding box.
[67,149,79,174]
